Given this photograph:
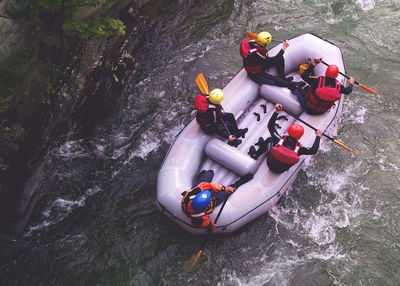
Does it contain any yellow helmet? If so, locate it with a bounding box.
[256,31,272,48]
[209,88,224,104]
[299,63,309,74]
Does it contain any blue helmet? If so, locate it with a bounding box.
[191,190,212,212]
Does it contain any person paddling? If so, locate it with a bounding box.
[240,31,299,90]
[195,88,247,147]
[300,56,355,114]
[248,103,323,173]
[181,170,236,229]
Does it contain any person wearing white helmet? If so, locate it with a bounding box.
[195,88,247,147]
[240,31,298,90]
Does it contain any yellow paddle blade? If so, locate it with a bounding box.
[246,31,257,40]
[195,73,209,95]
[358,83,377,95]
[184,250,203,272]
[333,139,359,155]
[192,249,203,264]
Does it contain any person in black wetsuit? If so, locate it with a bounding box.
[240,31,299,90]
[195,88,248,147]
[248,103,323,173]
[299,56,355,114]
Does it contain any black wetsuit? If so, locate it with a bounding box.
[198,107,240,139]
[249,112,321,159]
[301,64,353,94]
[246,43,295,90]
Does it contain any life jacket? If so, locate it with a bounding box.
[181,187,215,219]
[267,136,301,173]
[194,94,222,128]
[305,76,341,114]
[240,39,267,74]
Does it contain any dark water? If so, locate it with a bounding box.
[1,0,400,285]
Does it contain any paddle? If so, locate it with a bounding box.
[284,109,359,155]
[195,73,209,95]
[246,32,376,95]
[320,60,376,95]
[186,193,229,270]
[246,31,281,43]
[185,174,253,271]
[195,73,232,137]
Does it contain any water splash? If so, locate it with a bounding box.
[356,0,375,11]
[24,186,101,236]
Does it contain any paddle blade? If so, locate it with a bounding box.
[246,31,257,40]
[195,73,209,95]
[333,139,359,155]
[358,83,377,95]
[184,250,203,272]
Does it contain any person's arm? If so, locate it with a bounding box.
[297,130,322,155]
[339,77,354,95]
[301,57,321,89]
[200,182,223,192]
[265,40,288,61]
[268,104,283,141]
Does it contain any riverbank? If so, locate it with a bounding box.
[0,1,152,236]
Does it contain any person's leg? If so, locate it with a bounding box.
[221,113,239,135]
[249,72,296,90]
[200,124,214,134]
[192,170,214,187]
[248,137,274,159]
[265,54,286,79]
[292,87,307,107]
[265,137,275,153]
[248,72,275,85]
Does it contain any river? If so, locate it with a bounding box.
[1,0,399,285]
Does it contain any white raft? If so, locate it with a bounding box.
[156,33,348,234]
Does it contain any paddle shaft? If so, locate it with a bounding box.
[219,117,231,138]
[197,193,229,252]
[195,174,253,255]
[284,109,335,140]
[320,60,361,85]
[284,109,358,154]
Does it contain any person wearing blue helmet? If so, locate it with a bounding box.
[181,170,236,229]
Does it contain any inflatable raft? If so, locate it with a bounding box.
[156,33,348,234]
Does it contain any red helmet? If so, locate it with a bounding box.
[325,65,339,78]
[288,124,304,140]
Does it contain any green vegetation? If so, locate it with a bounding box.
[14,0,126,39]
[64,15,126,39]
[0,0,127,159]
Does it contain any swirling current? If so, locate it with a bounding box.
[1,0,400,285]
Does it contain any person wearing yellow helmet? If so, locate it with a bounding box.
[240,31,298,91]
[256,31,272,48]
[195,88,248,147]
[208,88,224,104]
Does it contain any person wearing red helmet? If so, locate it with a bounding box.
[248,103,323,173]
[300,56,355,114]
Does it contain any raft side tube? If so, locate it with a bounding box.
[205,138,258,176]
